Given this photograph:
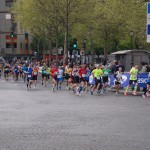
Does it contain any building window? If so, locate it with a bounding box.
[5,0,13,7]
[6,43,17,48]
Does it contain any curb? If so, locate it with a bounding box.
[107,87,144,96]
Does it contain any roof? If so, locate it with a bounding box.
[111,49,150,55]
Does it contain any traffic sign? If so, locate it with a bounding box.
[147,24,150,43]
[148,2,150,14]
[147,3,150,43]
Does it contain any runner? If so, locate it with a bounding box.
[13,64,19,81]
[50,65,58,92]
[46,65,51,86]
[64,64,72,90]
[89,72,95,94]
[19,64,23,78]
[102,65,111,93]
[76,64,87,96]
[124,64,139,96]
[142,72,150,98]
[22,64,28,82]
[26,64,33,90]
[32,65,38,89]
[57,66,64,90]
[72,65,79,93]
[91,64,103,95]
[85,66,91,92]
[114,67,123,95]
[41,63,47,86]
[4,63,10,80]
[0,63,3,78]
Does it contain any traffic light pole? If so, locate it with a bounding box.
[11,37,14,53]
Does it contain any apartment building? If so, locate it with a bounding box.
[0,0,32,59]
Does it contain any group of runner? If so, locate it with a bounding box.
[1,62,150,98]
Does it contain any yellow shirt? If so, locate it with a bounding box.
[92,69,103,79]
[130,67,138,80]
[65,68,71,74]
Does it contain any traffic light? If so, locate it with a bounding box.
[10,32,14,38]
[34,50,37,56]
[73,38,77,49]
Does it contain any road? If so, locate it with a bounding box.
[0,77,150,150]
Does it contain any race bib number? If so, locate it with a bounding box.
[43,70,46,74]
[34,72,37,75]
[82,74,86,77]
[28,75,31,78]
[96,76,100,80]
[134,75,137,79]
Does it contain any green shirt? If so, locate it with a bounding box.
[42,66,47,74]
[103,69,111,77]
[46,68,51,75]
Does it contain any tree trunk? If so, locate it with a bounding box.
[48,41,52,65]
[63,35,68,65]
[56,34,59,62]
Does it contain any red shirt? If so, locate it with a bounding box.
[78,68,87,77]
[32,67,38,76]
[51,68,58,77]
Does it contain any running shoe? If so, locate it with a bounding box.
[124,92,128,96]
[101,89,105,94]
[103,89,106,93]
[132,92,137,96]
[90,91,93,95]
[146,92,150,97]
[142,95,146,99]
[115,92,119,96]
[52,87,55,92]
[76,92,81,96]
[96,90,101,94]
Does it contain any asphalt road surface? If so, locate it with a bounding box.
[0,77,150,150]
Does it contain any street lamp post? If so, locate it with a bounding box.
[130,31,134,66]
[83,39,87,64]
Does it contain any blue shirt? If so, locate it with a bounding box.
[22,66,27,72]
[14,67,19,74]
[27,68,33,76]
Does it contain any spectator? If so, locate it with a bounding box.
[110,60,121,74]
[140,62,147,73]
[118,61,125,72]
[147,63,150,72]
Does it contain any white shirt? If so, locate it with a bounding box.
[57,69,63,78]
